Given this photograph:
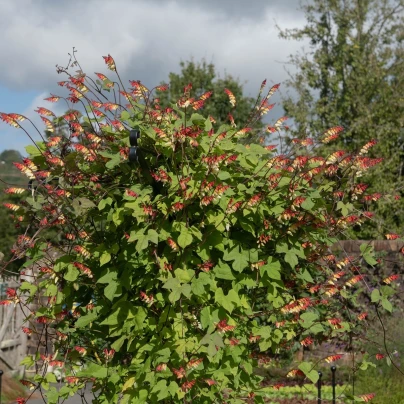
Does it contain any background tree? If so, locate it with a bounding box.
[279,0,404,238]
[156,59,265,140]
[0,149,25,273]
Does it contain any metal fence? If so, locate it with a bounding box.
[318,365,338,403]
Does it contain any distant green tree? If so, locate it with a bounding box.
[0,150,25,272]
[279,0,404,238]
[156,59,265,141]
[0,149,22,164]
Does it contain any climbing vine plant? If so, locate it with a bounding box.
[0,53,399,403]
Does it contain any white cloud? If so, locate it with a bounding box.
[0,0,308,153]
[0,0,306,95]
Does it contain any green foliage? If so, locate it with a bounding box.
[0,149,25,271]
[0,54,396,403]
[279,0,404,238]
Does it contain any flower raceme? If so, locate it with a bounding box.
[0,53,393,404]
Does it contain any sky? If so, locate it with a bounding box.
[0,0,308,155]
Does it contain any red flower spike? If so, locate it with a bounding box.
[357,312,368,321]
[103,349,115,360]
[95,72,108,81]
[22,327,33,335]
[74,346,87,356]
[73,262,93,278]
[300,337,314,347]
[167,238,179,252]
[3,203,20,211]
[8,113,26,122]
[321,126,344,143]
[216,319,236,333]
[172,367,186,379]
[266,83,280,99]
[44,94,60,103]
[0,113,20,127]
[181,380,196,392]
[35,107,55,117]
[360,393,375,402]
[156,363,167,372]
[65,376,80,385]
[20,379,36,389]
[205,379,216,386]
[383,274,399,284]
[228,337,240,346]
[224,88,236,107]
[103,54,116,71]
[156,84,169,91]
[186,358,203,370]
[375,353,385,360]
[324,354,343,363]
[286,369,305,378]
[385,233,400,240]
[228,113,235,127]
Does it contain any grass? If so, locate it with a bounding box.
[0,371,27,403]
[262,384,347,403]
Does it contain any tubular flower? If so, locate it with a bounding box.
[224,88,236,106]
[44,94,60,103]
[216,319,236,333]
[46,136,62,147]
[172,367,186,379]
[357,312,368,320]
[103,54,116,71]
[383,274,399,284]
[300,337,314,347]
[140,291,154,305]
[167,238,179,252]
[171,202,185,212]
[65,376,80,385]
[3,203,20,211]
[321,126,344,143]
[198,261,214,273]
[186,358,203,370]
[266,83,280,99]
[8,113,26,122]
[286,369,305,378]
[0,113,20,127]
[41,116,54,132]
[103,349,115,360]
[324,354,343,363]
[281,298,311,314]
[73,262,93,278]
[181,380,196,392]
[228,337,240,346]
[359,393,375,402]
[74,346,87,356]
[359,139,377,155]
[156,363,167,372]
[35,107,55,117]
[73,245,91,258]
[345,275,363,287]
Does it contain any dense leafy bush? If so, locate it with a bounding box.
[0,54,399,403]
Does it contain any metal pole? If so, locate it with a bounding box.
[0,369,3,404]
[317,371,322,404]
[331,365,337,404]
